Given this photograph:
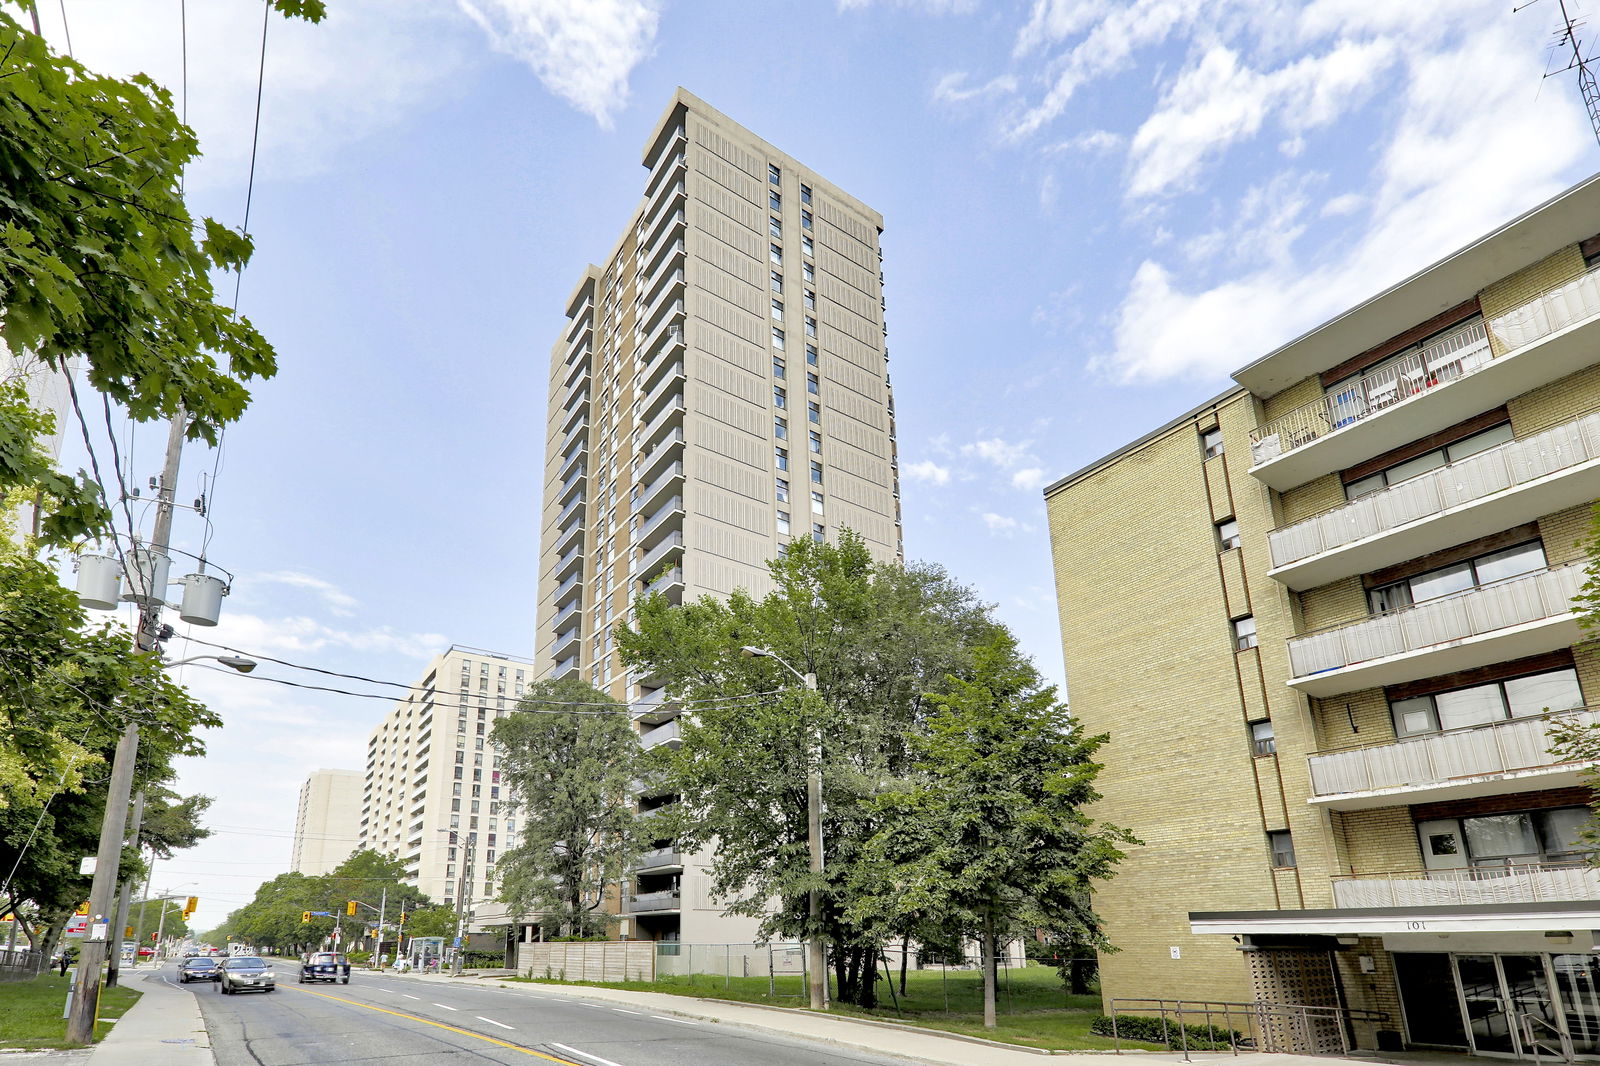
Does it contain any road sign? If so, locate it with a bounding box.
[452,936,461,947]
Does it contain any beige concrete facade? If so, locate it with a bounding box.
[290,769,363,875]
[534,89,903,944]
[356,646,533,915]
[1046,174,1600,1055]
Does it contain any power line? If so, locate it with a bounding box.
[231,0,270,316]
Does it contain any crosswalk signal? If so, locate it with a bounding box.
[347,900,357,916]
[301,911,311,923]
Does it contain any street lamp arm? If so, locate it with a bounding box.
[739,646,816,690]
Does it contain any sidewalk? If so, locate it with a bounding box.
[396,971,1341,1066]
[84,974,211,1066]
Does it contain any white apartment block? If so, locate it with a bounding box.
[290,768,362,875]
[357,646,533,913]
[534,89,903,944]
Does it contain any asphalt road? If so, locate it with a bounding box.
[157,959,910,1066]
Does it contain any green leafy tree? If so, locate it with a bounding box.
[617,531,993,1007]
[212,850,432,951]
[130,898,189,942]
[401,905,458,940]
[850,630,1135,1027]
[492,677,641,937]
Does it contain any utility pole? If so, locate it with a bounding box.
[66,412,185,1044]
[106,790,145,986]
[376,887,387,967]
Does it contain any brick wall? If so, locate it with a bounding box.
[1480,243,1585,355]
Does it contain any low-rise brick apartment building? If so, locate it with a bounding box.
[1046,174,1600,1056]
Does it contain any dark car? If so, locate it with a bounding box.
[179,956,221,983]
[299,951,350,984]
[218,955,276,994]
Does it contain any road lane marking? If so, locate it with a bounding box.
[477,1016,515,1030]
[663,1018,699,1025]
[403,994,421,1000]
[550,1043,626,1066]
[434,1003,459,1011]
[609,1008,641,1015]
[374,987,394,992]
[282,986,573,1064]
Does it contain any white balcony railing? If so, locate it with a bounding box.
[1309,707,1600,800]
[1270,410,1600,570]
[634,531,683,579]
[637,496,683,545]
[1287,561,1585,680]
[641,718,681,749]
[641,567,683,599]
[553,655,579,678]
[626,888,681,913]
[632,462,683,517]
[1488,268,1600,350]
[1252,320,1492,463]
[631,686,679,724]
[1332,862,1600,908]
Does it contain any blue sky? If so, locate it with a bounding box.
[38,0,1597,929]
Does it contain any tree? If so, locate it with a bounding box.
[401,905,458,940]
[130,898,188,942]
[0,2,321,543]
[210,851,432,951]
[616,531,994,1007]
[850,630,1135,1027]
[492,677,642,938]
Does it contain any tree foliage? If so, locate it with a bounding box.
[492,677,642,938]
[617,531,998,1007]
[211,850,432,950]
[849,629,1134,1027]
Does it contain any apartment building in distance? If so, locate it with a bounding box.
[357,646,533,915]
[290,769,362,875]
[1046,175,1600,1056]
[535,88,902,944]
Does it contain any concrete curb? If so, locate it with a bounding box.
[85,973,212,1066]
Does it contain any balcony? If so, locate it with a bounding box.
[637,495,684,551]
[1268,410,1600,590]
[641,310,685,370]
[643,136,685,200]
[632,462,683,518]
[560,390,589,436]
[558,440,587,483]
[641,317,686,379]
[553,599,582,633]
[640,566,684,600]
[1307,707,1600,810]
[642,201,687,270]
[552,522,583,560]
[553,570,583,608]
[642,212,686,276]
[643,267,685,329]
[641,177,685,236]
[552,626,580,660]
[1332,862,1600,908]
[633,530,683,581]
[1250,274,1600,490]
[641,395,686,454]
[555,493,585,531]
[1286,561,1586,697]
[638,427,684,484]
[553,655,580,679]
[557,467,585,508]
[553,542,584,582]
[631,687,680,725]
[560,418,588,460]
[636,846,683,872]
[641,718,682,750]
[641,364,685,425]
[564,361,590,397]
[564,302,593,345]
[625,888,681,914]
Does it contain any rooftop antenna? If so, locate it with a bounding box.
[1519,0,1600,145]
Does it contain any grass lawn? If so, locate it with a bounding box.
[508,962,1161,1052]
[0,973,143,1050]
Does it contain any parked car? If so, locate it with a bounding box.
[179,956,221,983]
[217,955,275,994]
[299,951,350,984]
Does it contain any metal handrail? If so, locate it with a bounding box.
[1519,1010,1576,1065]
[1331,858,1597,883]
[1109,998,1388,1061]
[1308,703,1598,758]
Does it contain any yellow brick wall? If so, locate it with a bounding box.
[1312,689,1394,751]
[1262,376,1326,425]
[1509,362,1600,435]
[1480,244,1586,355]
[1299,576,1368,632]
[1279,474,1346,527]
[1577,644,1600,701]
[1334,807,1420,874]
[1538,503,1592,566]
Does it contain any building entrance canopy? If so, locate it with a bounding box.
[1192,900,1600,937]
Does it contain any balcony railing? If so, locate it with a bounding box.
[634,531,683,579]
[1488,267,1600,351]
[638,427,684,482]
[625,888,681,913]
[1250,320,1492,463]
[1308,706,1600,801]
[1332,862,1600,908]
[642,395,686,449]
[636,846,683,870]
[553,600,582,632]
[1287,560,1585,680]
[641,364,685,424]
[641,567,683,599]
[555,493,585,530]
[631,687,679,724]
[1268,410,1600,573]
[637,495,683,546]
[552,626,580,658]
[553,655,579,678]
[632,462,683,517]
[641,718,681,749]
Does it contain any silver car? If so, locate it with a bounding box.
[217,955,276,994]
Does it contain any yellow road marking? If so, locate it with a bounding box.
[283,985,577,1065]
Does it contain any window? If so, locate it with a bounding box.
[812,523,825,543]
[1390,667,1583,737]
[804,316,817,338]
[804,290,816,312]
[1232,615,1257,651]
[773,356,786,379]
[802,235,814,257]
[772,327,785,350]
[1217,517,1241,552]
[769,217,782,238]
[776,478,790,503]
[775,447,789,471]
[768,163,781,185]
[770,244,783,266]
[803,261,815,284]
[806,372,819,395]
[1369,541,1546,613]
[771,271,783,294]
[775,416,788,440]
[774,386,787,409]
[1424,806,1593,868]
[810,460,823,484]
[801,209,813,230]
[777,510,791,536]
[1249,720,1276,756]
[1345,423,1514,500]
[771,299,784,322]
[809,430,822,454]
[808,401,821,424]
[1201,427,1224,459]
[769,190,782,211]
[806,344,818,366]
[1268,831,1296,869]
[811,490,824,515]
[800,183,812,205]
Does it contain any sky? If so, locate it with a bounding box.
[30,0,1599,932]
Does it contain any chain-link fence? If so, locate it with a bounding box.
[0,949,44,983]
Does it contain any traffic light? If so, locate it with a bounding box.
[302,911,311,923]
[75,902,89,917]
[347,900,357,916]
[398,910,407,925]
[125,926,133,937]
[183,896,197,918]
[150,932,157,941]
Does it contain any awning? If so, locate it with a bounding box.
[1191,900,1600,936]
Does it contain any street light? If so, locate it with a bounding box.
[741,646,826,1011]
[437,829,473,974]
[165,654,257,673]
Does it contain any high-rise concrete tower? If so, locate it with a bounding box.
[535,89,902,943]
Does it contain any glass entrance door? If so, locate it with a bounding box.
[1453,954,1561,1057]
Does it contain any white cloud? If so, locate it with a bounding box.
[904,460,952,485]
[1011,468,1048,491]
[245,570,359,616]
[934,71,1019,104]
[202,611,450,661]
[962,437,1034,469]
[1323,192,1364,217]
[982,512,1021,535]
[1046,129,1124,155]
[457,0,661,128]
[841,0,980,11]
